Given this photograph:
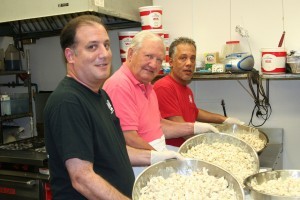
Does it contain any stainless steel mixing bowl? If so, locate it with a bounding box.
[178,132,260,187]
[132,159,244,200]
[216,123,269,154]
[244,170,300,200]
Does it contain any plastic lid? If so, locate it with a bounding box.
[226,41,240,44]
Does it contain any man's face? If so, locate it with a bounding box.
[170,43,196,85]
[66,22,112,87]
[128,38,165,84]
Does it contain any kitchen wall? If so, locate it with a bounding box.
[153,0,300,169]
[0,0,299,168]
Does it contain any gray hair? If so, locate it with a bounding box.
[129,30,165,52]
[169,37,196,59]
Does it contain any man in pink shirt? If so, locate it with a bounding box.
[103,31,218,153]
[153,37,245,147]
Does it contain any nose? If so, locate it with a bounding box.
[98,45,111,59]
[186,57,193,65]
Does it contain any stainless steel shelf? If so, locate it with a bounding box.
[192,72,254,80]
[261,73,300,80]
[154,71,258,82]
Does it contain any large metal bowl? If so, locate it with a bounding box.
[178,132,260,186]
[244,170,300,200]
[216,123,269,154]
[132,159,244,200]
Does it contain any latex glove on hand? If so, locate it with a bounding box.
[194,122,219,134]
[223,117,245,125]
[150,150,185,165]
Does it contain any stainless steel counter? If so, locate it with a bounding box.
[258,128,283,170]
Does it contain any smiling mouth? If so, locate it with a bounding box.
[95,63,108,67]
[144,68,155,74]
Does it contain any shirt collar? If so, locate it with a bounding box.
[121,64,153,98]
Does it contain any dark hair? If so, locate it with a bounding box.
[60,15,105,50]
[169,37,196,59]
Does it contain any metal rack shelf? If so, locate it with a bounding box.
[0,72,33,144]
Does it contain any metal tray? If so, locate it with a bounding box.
[132,159,244,200]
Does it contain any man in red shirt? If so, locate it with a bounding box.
[154,37,244,147]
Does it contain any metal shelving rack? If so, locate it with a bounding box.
[0,70,33,144]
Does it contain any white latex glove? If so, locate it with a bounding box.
[223,117,245,125]
[150,150,185,165]
[194,122,219,134]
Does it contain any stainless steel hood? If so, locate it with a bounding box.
[0,0,153,40]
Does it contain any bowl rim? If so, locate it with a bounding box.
[244,169,300,198]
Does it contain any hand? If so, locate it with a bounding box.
[150,150,185,165]
[194,122,219,134]
[223,117,245,125]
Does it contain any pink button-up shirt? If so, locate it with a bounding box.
[103,64,164,143]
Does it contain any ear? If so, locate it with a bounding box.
[127,48,134,61]
[65,48,75,63]
[169,57,173,66]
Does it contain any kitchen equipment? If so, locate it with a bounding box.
[244,170,300,199]
[132,159,244,200]
[223,52,254,71]
[178,133,259,186]
[221,40,254,71]
[261,48,287,74]
[287,54,300,74]
[0,0,152,39]
[0,137,51,199]
[216,123,269,154]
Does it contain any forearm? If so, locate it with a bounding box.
[161,118,194,139]
[126,145,151,166]
[197,109,227,123]
[66,159,129,200]
[123,130,155,150]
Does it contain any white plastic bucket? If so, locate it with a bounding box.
[164,30,170,62]
[120,53,126,63]
[118,31,138,54]
[139,6,162,30]
[261,48,287,74]
[149,29,164,38]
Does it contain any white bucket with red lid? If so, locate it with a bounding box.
[148,29,164,38]
[164,30,170,62]
[139,6,162,30]
[261,48,287,74]
[120,53,126,63]
[118,31,138,54]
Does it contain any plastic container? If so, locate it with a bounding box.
[10,93,29,115]
[5,43,21,71]
[261,48,286,74]
[118,31,138,54]
[221,41,242,59]
[139,6,163,30]
[164,30,170,62]
[0,94,11,116]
